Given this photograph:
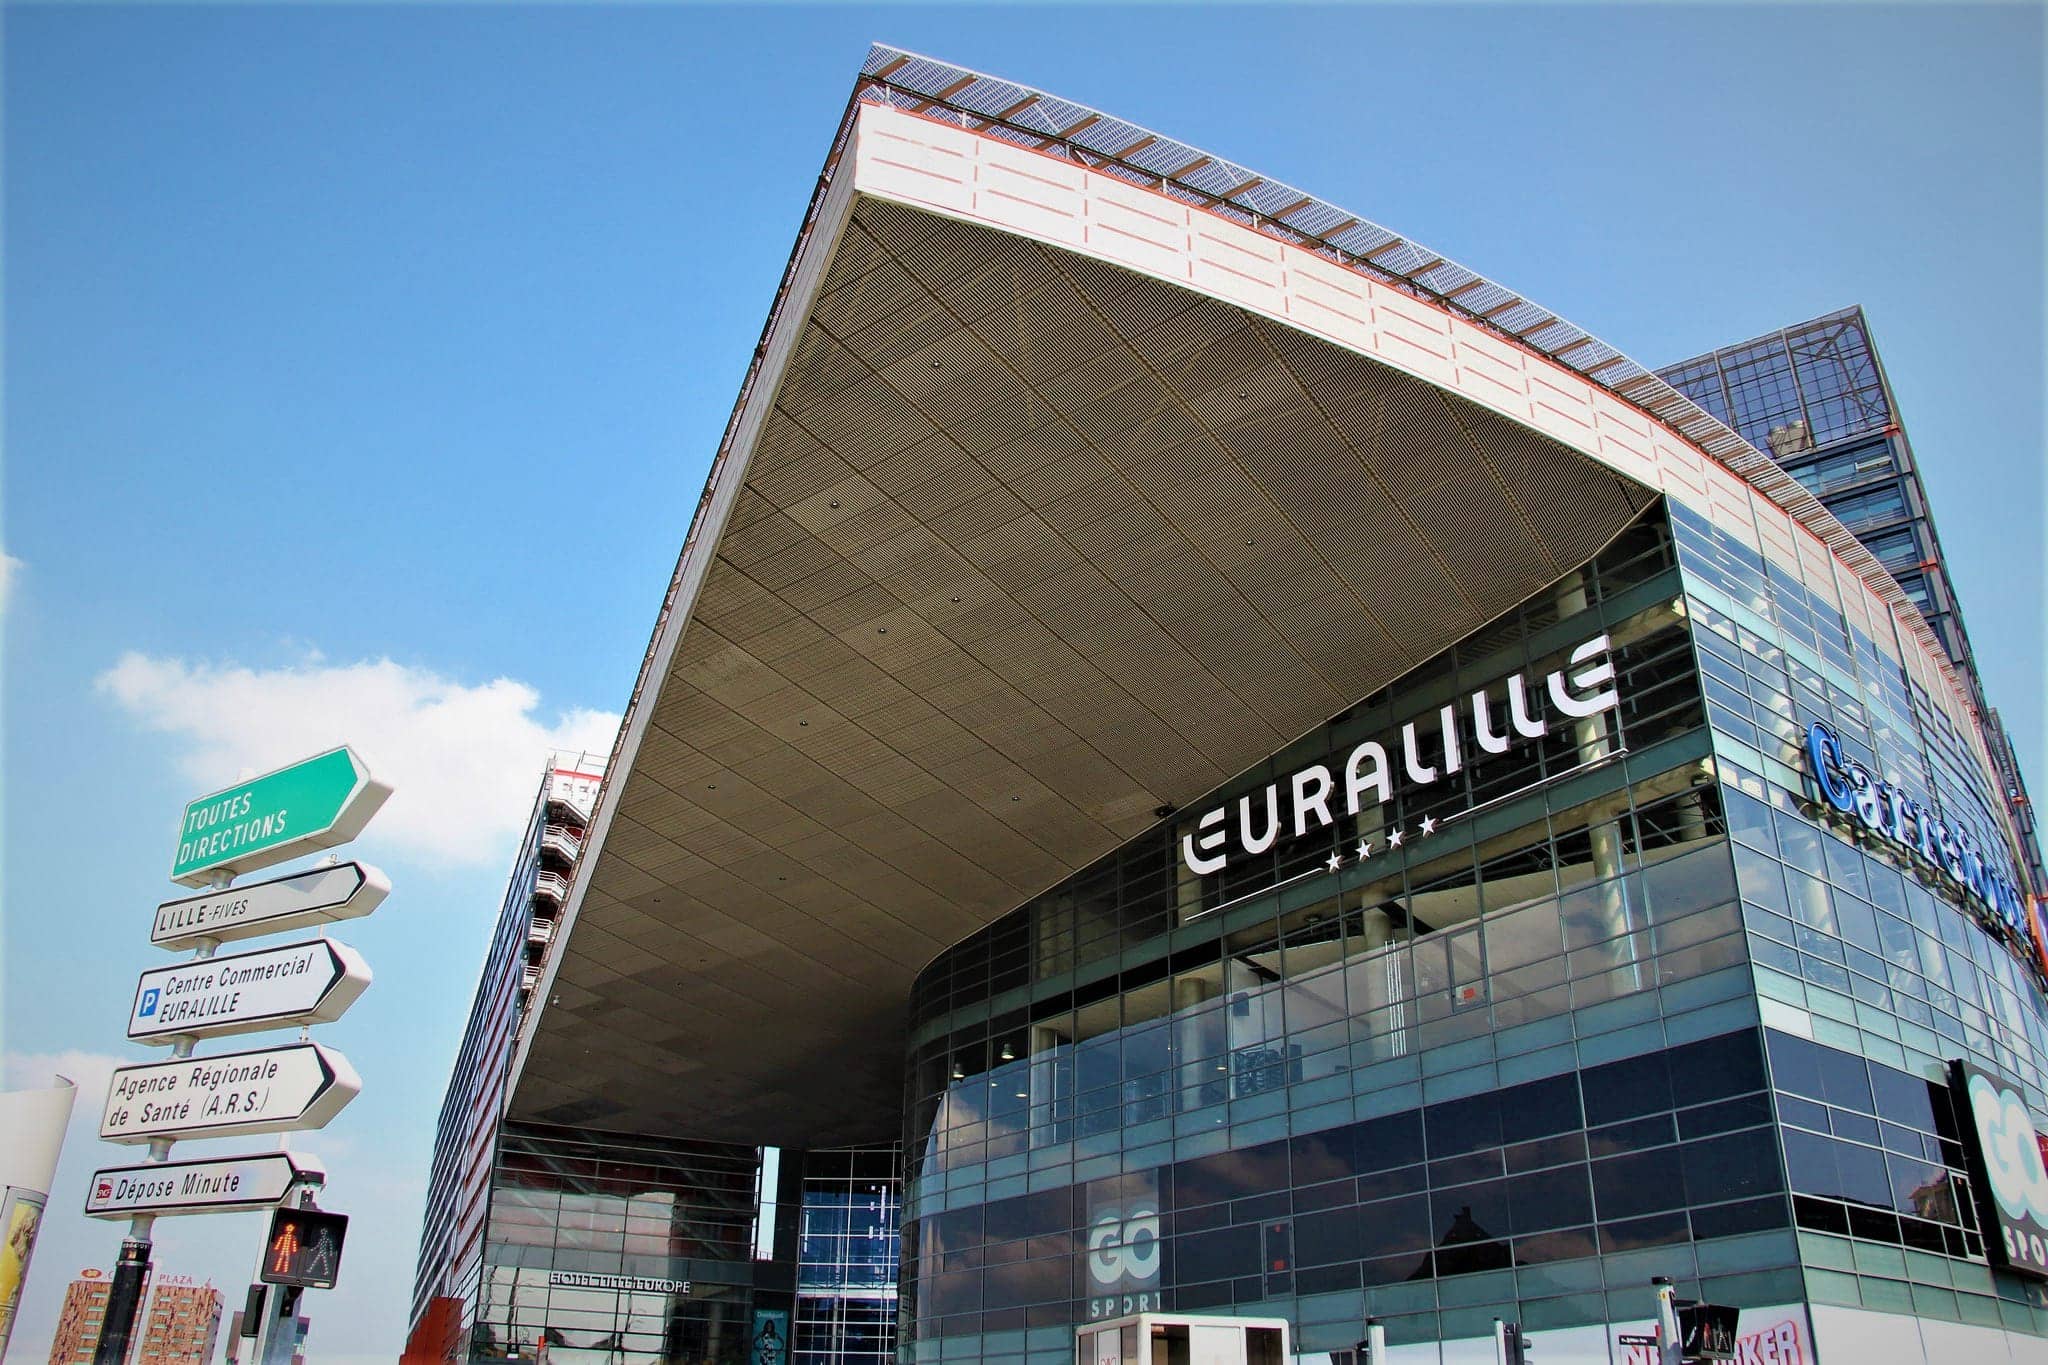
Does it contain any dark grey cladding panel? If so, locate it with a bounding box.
[513,195,1657,1149]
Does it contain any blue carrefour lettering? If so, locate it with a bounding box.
[1805,722,1858,814]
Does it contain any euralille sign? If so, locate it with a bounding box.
[170,747,392,887]
[1181,632,1620,877]
[1803,721,2029,939]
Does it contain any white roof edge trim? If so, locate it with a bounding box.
[855,43,1987,747]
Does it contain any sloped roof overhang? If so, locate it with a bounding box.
[509,62,1991,1148]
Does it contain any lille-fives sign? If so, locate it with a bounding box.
[170,746,391,887]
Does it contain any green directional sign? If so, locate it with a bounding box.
[170,746,392,887]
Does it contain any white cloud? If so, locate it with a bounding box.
[96,653,619,869]
[2,1048,119,1100]
[0,552,21,613]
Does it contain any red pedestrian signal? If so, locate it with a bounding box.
[260,1208,348,1289]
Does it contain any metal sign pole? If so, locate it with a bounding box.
[1652,1277,1682,1365]
[92,864,227,1365]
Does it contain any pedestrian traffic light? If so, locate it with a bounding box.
[260,1207,349,1289]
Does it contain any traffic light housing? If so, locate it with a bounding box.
[260,1207,349,1289]
[1676,1301,1739,1361]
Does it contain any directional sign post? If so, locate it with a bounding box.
[152,862,390,950]
[170,747,392,887]
[100,1043,361,1144]
[86,1152,324,1220]
[129,939,370,1044]
[90,745,390,1365]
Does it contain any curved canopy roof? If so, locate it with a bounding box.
[507,52,1984,1149]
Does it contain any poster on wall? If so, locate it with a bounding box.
[1613,1305,1810,1365]
[0,1188,49,1357]
[1950,1059,2048,1278]
[751,1307,790,1365]
[1084,1172,1161,1321]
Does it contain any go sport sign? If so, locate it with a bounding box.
[1951,1060,2048,1279]
[1803,722,2030,940]
[1180,632,1620,877]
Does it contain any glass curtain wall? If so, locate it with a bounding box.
[897,505,1814,1355]
[472,1122,770,1365]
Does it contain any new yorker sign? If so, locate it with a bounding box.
[1181,633,1620,877]
[170,746,392,887]
[1803,721,2030,939]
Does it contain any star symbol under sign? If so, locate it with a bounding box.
[1387,827,1404,848]
[1420,815,1437,836]
[1325,851,1343,873]
[1356,839,1373,860]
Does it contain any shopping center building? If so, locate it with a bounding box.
[405,46,2048,1365]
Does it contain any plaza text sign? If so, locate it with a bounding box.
[1803,722,2029,937]
[1181,632,1620,877]
[128,938,370,1044]
[85,1152,322,1220]
[99,1042,360,1144]
[152,861,390,950]
[170,747,392,887]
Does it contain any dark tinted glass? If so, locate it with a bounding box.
[1357,1195,1432,1259]
[1172,1224,1260,1283]
[1666,1030,1766,1101]
[1682,1128,1783,1205]
[1766,1031,1825,1100]
[1689,1196,1787,1240]
[1425,1091,1502,1158]
[1815,1048,1875,1112]
[1498,1074,1582,1144]
[1293,1206,1360,1268]
[1174,1140,1289,1208]
[1506,1166,1593,1235]
[1591,1148,1684,1219]
[1587,1115,1675,1157]
[1582,1051,1674,1126]
[1599,1210,1689,1253]
[1869,1063,1939,1133]
[1354,1112,1425,1173]
[1679,1094,1772,1139]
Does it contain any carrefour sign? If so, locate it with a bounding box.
[1803,721,2028,939]
[1952,1061,2048,1279]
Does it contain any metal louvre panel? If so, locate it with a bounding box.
[513,190,1667,1145]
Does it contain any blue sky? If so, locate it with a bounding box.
[3,5,2041,1360]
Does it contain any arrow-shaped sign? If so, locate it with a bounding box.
[152,861,390,950]
[99,1042,360,1144]
[128,939,370,1044]
[170,746,392,887]
[85,1151,324,1219]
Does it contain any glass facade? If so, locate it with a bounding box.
[892,499,2048,1364]
[1655,307,2044,895]
[797,1149,902,1365]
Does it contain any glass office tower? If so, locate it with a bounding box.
[1656,309,2043,893]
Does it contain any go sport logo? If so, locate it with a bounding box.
[1954,1061,2048,1279]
